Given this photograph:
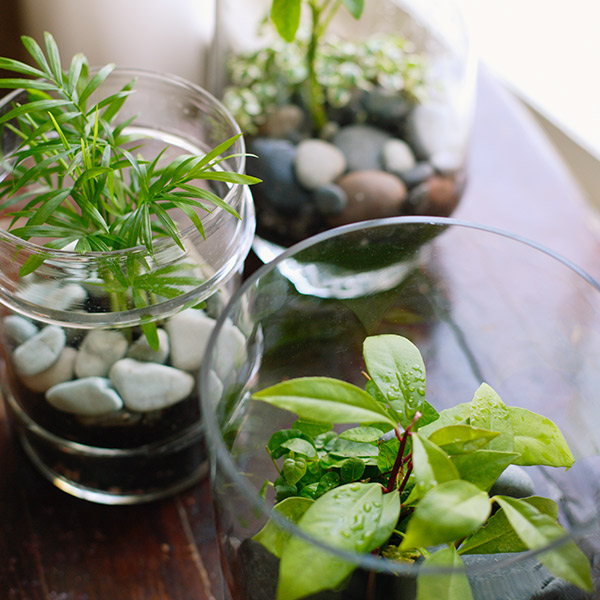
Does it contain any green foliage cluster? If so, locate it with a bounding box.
[0,34,258,346]
[224,0,425,135]
[252,334,592,600]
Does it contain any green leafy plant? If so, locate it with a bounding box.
[251,334,592,600]
[0,33,259,347]
[224,0,424,135]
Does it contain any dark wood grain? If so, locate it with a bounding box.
[1,38,600,600]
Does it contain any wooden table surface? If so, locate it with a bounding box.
[2,64,600,599]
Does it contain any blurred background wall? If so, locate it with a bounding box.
[1,0,214,85]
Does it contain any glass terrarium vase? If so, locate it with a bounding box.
[0,70,255,504]
[209,0,476,260]
[200,217,600,600]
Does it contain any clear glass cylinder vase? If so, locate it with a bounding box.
[200,216,600,600]
[0,70,256,504]
[209,0,476,260]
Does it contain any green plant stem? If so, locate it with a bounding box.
[305,0,330,133]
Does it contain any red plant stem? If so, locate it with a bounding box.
[383,411,421,493]
[398,459,413,495]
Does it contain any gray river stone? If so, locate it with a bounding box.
[333,124,391,171]
[127,328,170,364]
[13,325,66,377]
[166,310,217,372]
[75,330,129,378]
[3,315,39,345]
[109,358,195,412]
[21,346,77,393]
[46,376,123,416]
[489,464,535,499]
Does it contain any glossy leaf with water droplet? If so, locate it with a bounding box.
[406,434,460,504]
[401,480,491,549]
[253,496,314,558]
[363,334,427,427]
[495,496,592,591]
[427,424,500,455]
[469,383,514,452]
[417,545,474,600]
[252,377,397,428]
[277,483,384,600]
[509,407,575,468]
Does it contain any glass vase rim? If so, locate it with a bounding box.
[200,214,600,577]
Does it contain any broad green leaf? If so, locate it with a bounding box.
[401,480,490,549]
[283,455,307,485]
[419,403,470,439]
[428,424,500,455]
[417,546,474,600]
[371,490,401,549]
[271,0,302,42]
[253,497,314,558]
[451,450,519,490]
[316,471,341,496]
[280,437,318,458]
[339,426,383,443]
[328,437,379,458]
[363,334,426,427]
[341,0,365,19]
[377,437,400,473]
[340,458,365,483]
[406,434,459,504]
[509,407,574,468]
[277,483,383,600]
[469,383,514,452]
[252,377,397,428]
[292,419,332,439]
[459,496,559,555]
[267,429,315,459]
[495,496,592,591]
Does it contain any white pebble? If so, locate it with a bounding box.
[44,283,87,310]
[3,315,39,345]
[127,329,170,363]
[46,377,123,416]
[21,346,77,393]
[213,320,247,380]
[165,310,217,371]
[109,358,195,411]
[13,325,66,377]
[75,330,129,378]
[382,138,416,174]
[294,139,347,190]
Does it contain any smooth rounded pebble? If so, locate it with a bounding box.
[314,183,347,215]
[44,283,87,310]
[212,320,247,380]
[382,138,416,174]
[489,464,535,499]
[246,138,312,215]
[127,329,170,364]
[3,315,39,345]
[166,310,217,371]
[21,346,77,393]
[329,170,407,227]
[294,139,346,190]
[46,377,123,416]
[13,325,66,377]
[75,330,129,378]
[332,124,391,171]
[262,104,304,139]
[109,358,195,412]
